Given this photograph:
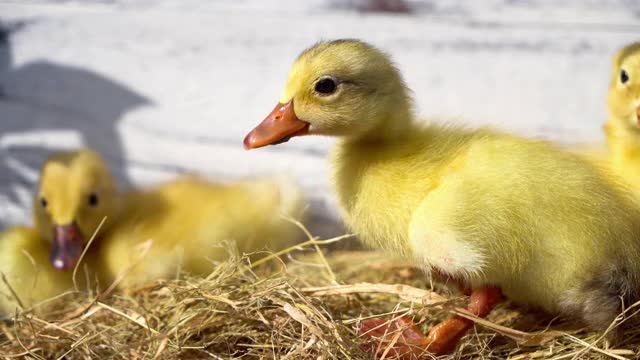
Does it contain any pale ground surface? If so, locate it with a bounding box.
[0,0,639,234]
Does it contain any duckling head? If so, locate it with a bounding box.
[607,42,640,131]
[244,39,413,149]
[33,149,118,271]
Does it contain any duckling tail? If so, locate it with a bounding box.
[559,264,640,343]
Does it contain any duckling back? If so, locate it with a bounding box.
[171,175,304,257]
[231,175,305,252]
[98,176,304,287]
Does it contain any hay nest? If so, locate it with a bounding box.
[1,233,640,359]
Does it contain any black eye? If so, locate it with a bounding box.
[315,78,337,95]
[621,69,629,84]
[88,193,99,207]
[40,197,47,209]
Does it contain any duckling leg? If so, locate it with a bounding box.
[424,286,502,354]
[359,286,502,358]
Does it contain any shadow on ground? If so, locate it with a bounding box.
[0,20,151,228]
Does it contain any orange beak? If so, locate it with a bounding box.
[244,101,310,149]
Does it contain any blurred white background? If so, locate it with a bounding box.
[1,0,639,234]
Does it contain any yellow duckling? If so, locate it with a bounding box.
[0,149,303,313]
[244,39,640,356]
[0,150,110,314]
[603,42,640,187]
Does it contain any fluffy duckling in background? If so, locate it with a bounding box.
[603,43,640,188]
[244,39,640,357]
[0,149,303,312]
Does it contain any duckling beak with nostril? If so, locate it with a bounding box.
[50,222,85,271]
[244,100,310,149]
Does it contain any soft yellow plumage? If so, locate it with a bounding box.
[0,149,303,314]
[0,227,76,314]
[333,125,640,312]
[245,40,640,349]
[99,174,303,287]
[603,43,640,188]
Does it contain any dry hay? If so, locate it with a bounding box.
[1,233,640,359]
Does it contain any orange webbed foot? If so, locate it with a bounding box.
[358,286,503,358]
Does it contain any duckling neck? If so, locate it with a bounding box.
[331,116,428,257]
[607,119,640,157]
[606,118,640,182]
[349,107,415,145]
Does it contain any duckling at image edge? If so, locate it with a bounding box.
[603,42,640,188]
[244,39,640,357]
[0,149,304,314]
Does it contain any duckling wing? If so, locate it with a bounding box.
[408,177,487,280]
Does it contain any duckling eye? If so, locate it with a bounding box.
[88,193,99,207]
[40,197,47,209]
[314,78,337,95]
[621,69,629,84]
